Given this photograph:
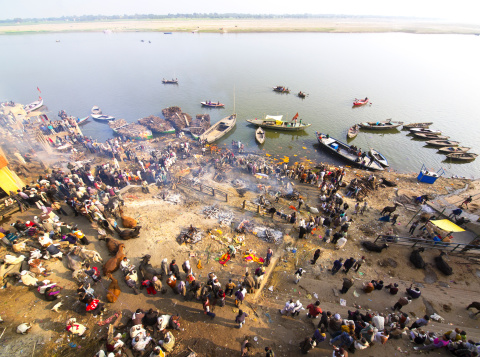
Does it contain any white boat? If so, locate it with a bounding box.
[199,114,236,143]
[92,114,115,122]
[369,148,389,167]
[24,98,44,113]
[246,115,311,131]
[255,127,265,144]
[410,128,442,135]
[91,106,102,115]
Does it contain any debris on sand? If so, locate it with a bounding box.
[202,204,234,226]
[254,226,283,244]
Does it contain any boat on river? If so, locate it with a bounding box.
[297,91,307,98]
[413,133,449,140]
[426,139,460,147]
[359,119,403,130]
[255,127,265,145]
[403,122,433,129]
[162,78,178,84]
[315,132,384,171]
[410,128,442,135]
[438,146,470,154]
[76,116,89,125]
[445,153,478,161]
[199,114,236,143]
[369,148,389,167]
[353,98,369,106]
[92,114,115,122]
[246,114,311,131]
[273,86,290,93]
[201,101,225,108]
[347,124,360,139]
[91,106,102,115]
[24,98,43,113]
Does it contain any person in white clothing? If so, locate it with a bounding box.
[279,299,295,315]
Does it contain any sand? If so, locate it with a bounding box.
[1,17,480,35]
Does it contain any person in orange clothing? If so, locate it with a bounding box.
[306,301,322,318]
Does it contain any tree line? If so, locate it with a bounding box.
[1,13,400,24]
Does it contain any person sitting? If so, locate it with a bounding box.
[363,281,374,293]
[406,284,421,299]
[372,280,384,290]
[385,283,399,295]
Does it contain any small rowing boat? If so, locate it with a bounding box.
[413,133,449,140]
[410,128,442,135]
[298,91,306,98]
[315,132,384,171]
[438,146,470,154]
[445,153,478,161]
[199,114,236,143]
[402,122,433,129]
[201,101,225,108]
[76,116,89,125]
[246,114,311,131]
[273,86,290,93]
[369,148,389,167]
[92,114,115,122]
[91,106,102,115]
[359,119,403,130]
[162,78,178,84]
[24,97,43,113]
[353,98,369,106]
[347,124,360,139]
[255,127,265,145]
[426,139,459,147]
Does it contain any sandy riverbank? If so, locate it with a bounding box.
[1,17,480,35]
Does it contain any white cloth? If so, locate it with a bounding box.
[372,315,385,331]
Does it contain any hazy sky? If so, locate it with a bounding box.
[2,0,479,23]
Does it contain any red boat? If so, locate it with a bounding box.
[353,97,369,106]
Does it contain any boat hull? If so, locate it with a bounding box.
[359,121,403,130]
[76,116,89,125]
[316,132,384,171]
[353,99,369,106]
[246,119,311,131]
[438,147,470,154]
[446,153,477,161]
[369,149,389,167]
[426,140,459,147]
[347,124,359,139]
[92,114,115,122]
[24,99,44,113]
[255,127,265,145]
[201,102,224,108]
[199,114,236,143]
[402,122,433,129]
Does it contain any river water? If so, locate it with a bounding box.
[1,32,479,178]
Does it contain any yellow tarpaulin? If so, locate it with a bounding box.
[431,219,465,233]
[0,167,24,195]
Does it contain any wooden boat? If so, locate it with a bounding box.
[23,98,43,113]
[246,115,311,131]
[297,92,306,98]
[402,122,433,129]
[273,86,290,93]
[426,139,460,147]
[315,132,384,171]
[91,106,102,115]
[353,98,369,106]
[199,114,236,143]
[76,116,89,125]
[92,114,115,122]
[438,146,470,154]
[112,122,153,140]
[413,133,449,140]
[201,101,225,108]
[255,127,265,145]
[369,148,389,167]
[410,128,442,135]
[162,78,178,84]
[446,153,478,161]
[347,124,360,139]
[359,119,403,130]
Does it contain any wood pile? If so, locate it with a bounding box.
[108,119,128,130]
[189,114,211,136]
[115,123,150,138]
[162,106,192,130]
[138,115,174,133]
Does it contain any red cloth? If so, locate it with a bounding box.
[86,299,99,311]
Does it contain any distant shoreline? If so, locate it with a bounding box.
[1,18,480,35]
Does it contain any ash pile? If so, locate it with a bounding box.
[203,204,234,227]
[156,191,182,205]
[179,226,203,244]
[232,179,249,196]
[254,226,283,244]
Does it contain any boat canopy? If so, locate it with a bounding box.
[265,115,283,121]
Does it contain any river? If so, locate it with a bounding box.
[1,31,479,178]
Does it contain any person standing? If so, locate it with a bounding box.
[460,195,473,208]
[265,248,273,266]
[392,296,411,311]
[280,299,295,315]
[409,221,419,235]
[244,273,255,293]
[203,296,215,319]
[294,268,305,283]
[391,214,399,225]
[360,201,368,215]
[225,279,236,297]
[306,301,322,318]
[298,197,304,210]
[343,257,356,273]
[311,249,321,264]
[291,300,303,317]
[352,256,365,272]
[340,278,354,294]
[265,346,275,357]
[235,309,248,328]
[331,258,343,275]
[254,266,266,289]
